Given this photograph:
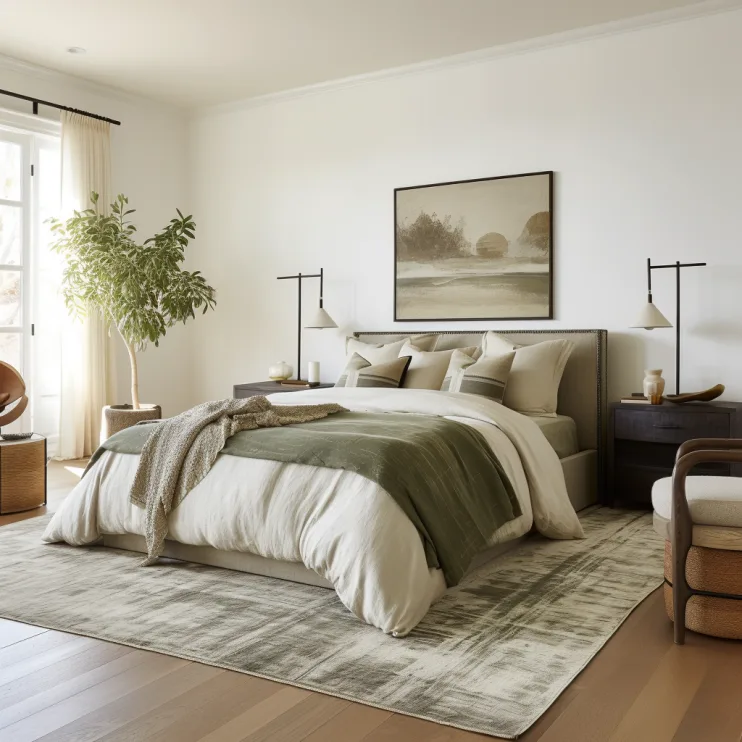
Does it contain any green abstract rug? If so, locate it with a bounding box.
[0,508,663,738]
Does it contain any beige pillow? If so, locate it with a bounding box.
[441,349,515,404]
[399,341,478,390]
[335,353,411,388]
[345,334,438,365]
[482,333,574,417]
[481,331,518,356]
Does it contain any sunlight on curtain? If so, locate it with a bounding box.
[58,112,112,459]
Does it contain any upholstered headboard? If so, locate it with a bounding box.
[352,329,608,460]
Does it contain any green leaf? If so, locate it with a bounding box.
[49,190,217,375]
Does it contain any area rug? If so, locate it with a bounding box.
[0,508,663,739]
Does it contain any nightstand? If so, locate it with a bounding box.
[606,401,742,507]
[0,435,47,514]
[233,381,334,399]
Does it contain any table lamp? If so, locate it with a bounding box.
[631,258,705,396]
[277,268,337,385]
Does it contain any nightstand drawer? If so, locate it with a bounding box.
[614,408,730,444]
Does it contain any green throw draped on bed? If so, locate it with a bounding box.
[91,411,521,586]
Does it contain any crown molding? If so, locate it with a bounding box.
[194,0,742,120]
[0,53,185,116]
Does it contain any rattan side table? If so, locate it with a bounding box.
[0,434,47,514]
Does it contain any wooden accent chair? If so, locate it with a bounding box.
[651,439,742,644]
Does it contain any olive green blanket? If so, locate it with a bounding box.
[91,412,521,586]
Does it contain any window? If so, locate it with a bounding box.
[0,114,61,449]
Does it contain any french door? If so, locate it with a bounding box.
[0,122,61,448]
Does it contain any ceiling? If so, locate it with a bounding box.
[0,0,723,108]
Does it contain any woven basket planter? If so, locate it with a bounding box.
[101,404,162,440]
[663,541,742,640]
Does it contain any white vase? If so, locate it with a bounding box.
[268,361,293,381]
[643,369,665,405]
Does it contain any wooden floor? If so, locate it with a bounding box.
[1,464,741,741]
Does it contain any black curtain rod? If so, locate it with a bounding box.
[0,88,121,126]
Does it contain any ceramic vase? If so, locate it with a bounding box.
[268,361,293,381]
[643,369,665,405]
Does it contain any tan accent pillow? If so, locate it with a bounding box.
[335,353,412,388]
[482,333,574,417]
[399,341,478,390]
[441,349,515,404]
[345,334,438,365]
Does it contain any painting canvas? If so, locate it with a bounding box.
[394,171,553,320]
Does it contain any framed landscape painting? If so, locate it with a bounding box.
[394,171,553,321]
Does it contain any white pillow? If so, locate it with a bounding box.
[345,334,438,365]
[399,341,478,390]
[481,332,574,417]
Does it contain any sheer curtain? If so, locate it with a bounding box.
[57,112,113,459]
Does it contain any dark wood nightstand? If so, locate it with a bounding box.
[233,381,334,399]
[606,401,742,507]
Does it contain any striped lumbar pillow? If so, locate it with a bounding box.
[441,349,515,403]
[335,353,412,388]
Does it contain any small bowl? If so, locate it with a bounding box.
[0,432,34,441]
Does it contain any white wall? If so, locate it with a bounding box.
[189,9,742,405]
[0,59,194,416]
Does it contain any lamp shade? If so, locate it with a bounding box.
[631,302,672,330]
[305,307,337,329]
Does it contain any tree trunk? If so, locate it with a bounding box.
[124,340,140,410]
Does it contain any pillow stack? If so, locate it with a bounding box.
[336,334,438,389]
[336,332,575,415]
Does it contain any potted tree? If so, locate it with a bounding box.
[50,193,216,437]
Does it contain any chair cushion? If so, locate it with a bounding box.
[652,476,742,528]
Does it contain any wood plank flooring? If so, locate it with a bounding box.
[0,462,741,741]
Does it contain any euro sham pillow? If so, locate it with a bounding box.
[399,341,479,390]
[335,353,412,388]
[345,334,438,365]
[481,332,574,417]
[441,349,515,404]
[481,331,518,357]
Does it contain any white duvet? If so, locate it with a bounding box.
[44,388,583,636]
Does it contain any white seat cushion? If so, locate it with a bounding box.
[652,476,742,528]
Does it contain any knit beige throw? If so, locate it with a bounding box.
[129,396,347,565]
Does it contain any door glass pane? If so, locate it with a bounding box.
[0,140,21,201]
[0,332,21,370]
[0,271,21,326]
[0,205,22,265]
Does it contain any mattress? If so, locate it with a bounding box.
[532,414,580,459]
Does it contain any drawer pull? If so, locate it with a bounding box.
[653,424,682,430]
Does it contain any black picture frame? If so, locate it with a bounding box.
[394,170,554,322]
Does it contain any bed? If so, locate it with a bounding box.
[43,329,607,636]
[354,329,607,511]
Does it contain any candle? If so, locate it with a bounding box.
[308,361,320,384]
